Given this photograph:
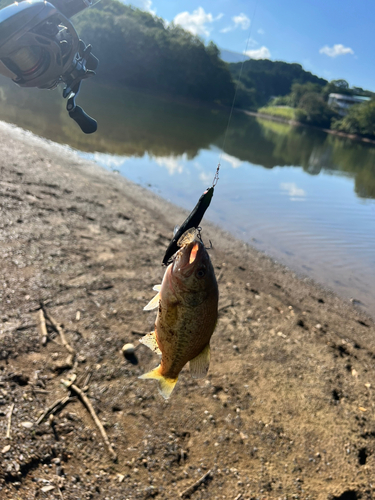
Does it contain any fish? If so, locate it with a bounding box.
[139,234,219,399]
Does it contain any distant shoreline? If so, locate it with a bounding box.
[240,108,375,145]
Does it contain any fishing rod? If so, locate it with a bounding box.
[0,0,100,133]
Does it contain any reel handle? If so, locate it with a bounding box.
[68,105,97,134]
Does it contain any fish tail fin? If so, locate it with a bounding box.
[139,365,178,399]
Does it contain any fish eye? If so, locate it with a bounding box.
[196,268,206,278]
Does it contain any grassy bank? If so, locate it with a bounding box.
[257,105,297,121]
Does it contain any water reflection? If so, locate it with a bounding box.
[0,75,229,158]
[220,114,375,200]
[1,76,374,200]
[1,76,375,315]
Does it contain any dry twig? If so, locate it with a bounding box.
[63,381,117,462]
[131,330,149,336]
[36,309,48,345]
[218,301,235,313]
[6,403,14,439]
[36,396,72,425]
[179,469,213,498]
[42,306,76,356]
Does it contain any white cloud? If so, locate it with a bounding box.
[319,44,354,58]
[173,7,221,37]
[233,13,250,30]
[257,28,265,35]
[199,171,212,185]
[244,46,270,60]
[221,12,250,33]
[221,153,242,169]
[91,153,128,170]
[124,0,156,14]
[220,25,233,34]
[246,38,258,48]
[154,155,186,175]
[280,182,306,201]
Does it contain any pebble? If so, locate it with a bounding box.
[122,343,135,355]
[1,445,10,454]
[21,421,33,429]
[41,485,55,493]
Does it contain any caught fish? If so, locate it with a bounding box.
[139,233,219,399]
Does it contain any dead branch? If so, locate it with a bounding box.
[36,309,48,345]
[179,469,213,498]
[131,330,149,336]
[42,306,76,356]
[63,382,117,462]
[36,396,72,425]
[6,403,14,439]
[218,301,235,313]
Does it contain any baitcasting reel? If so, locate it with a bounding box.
[0,0,99,133]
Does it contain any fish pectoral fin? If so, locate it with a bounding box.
[139,365,178,399]
[143,292,160,311]
[139,331,162,355]
[153,284,162,292]
[189,344,211,379]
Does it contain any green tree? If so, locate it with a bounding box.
[333,100,375,138]
[74,0,235,104]
[322,79,352,98]
[228,59,327,109]
[289,82,322,107]
[295,92,337,127]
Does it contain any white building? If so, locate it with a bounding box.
[328,93,371,116]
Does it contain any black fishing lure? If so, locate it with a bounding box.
[162,187,214,265]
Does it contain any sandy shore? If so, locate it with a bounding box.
[1,121,375,499]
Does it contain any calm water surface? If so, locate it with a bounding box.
[1,77,375,316]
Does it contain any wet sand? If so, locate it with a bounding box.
[1,121,375,499]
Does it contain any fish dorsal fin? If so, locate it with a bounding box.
[143,292,160,311]
[139,331,162,355]
[153,284,162,292]
[139,365,178,399]
[189,344,211,379]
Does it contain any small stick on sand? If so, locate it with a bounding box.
[42,306,76,356]
[218,301,235,313]
[6,403,14,439]
[179,469,213,498]
[131,330,149,336]
[36,396,72,425]
[63,381,117,462]
[36,309,48,346]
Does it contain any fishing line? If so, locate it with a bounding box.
[162,3,258,264]
[214,1,258,186]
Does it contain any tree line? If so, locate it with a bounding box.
[75,0,375,139]
[0,0,374,137]
[266,79,375,137]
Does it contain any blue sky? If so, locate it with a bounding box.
[121,0,375,92]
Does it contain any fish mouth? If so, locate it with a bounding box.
[173,240,202,276]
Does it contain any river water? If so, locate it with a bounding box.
[1,77,374,316]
